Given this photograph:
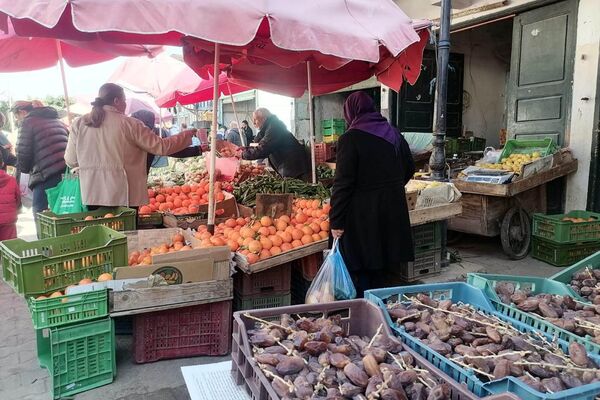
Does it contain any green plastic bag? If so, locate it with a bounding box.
[46,169,88,214]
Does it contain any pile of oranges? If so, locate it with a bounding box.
[192,199,331,264]
[128,233,193,266]
[34,273,112,300]
[139,179,227,215]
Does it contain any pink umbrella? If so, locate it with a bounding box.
[0,19,161,123]
[108,52,189,98]
[0,0,430,229]
[156,70,250,108]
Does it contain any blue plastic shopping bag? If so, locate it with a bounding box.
[305,238,356,303]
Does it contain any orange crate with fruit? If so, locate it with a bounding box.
[0,226,127,297]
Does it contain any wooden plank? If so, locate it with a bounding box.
[452,159,578,197]
[235,240,328,274]
[409,202,463,226]
[255,194,293,218]
[110,278,233,316]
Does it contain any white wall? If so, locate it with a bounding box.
[565,0,600,210]
[451,22,511,147]
[256,91,294,131]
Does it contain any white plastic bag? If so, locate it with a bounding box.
[305,239,356,304]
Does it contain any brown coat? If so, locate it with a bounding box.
[65,106,193,206]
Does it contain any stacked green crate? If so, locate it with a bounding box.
[321,118,345,143]
[402,222,443,281]
[532,211,600,266]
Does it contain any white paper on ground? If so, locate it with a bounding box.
[181,361,250,400]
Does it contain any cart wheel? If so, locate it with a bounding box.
[500,207,531,260]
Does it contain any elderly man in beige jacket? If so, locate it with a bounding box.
[65,83,195,208]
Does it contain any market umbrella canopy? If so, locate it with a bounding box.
[155,69,251,108]
[108,52,190,98]
[0,20,161,72]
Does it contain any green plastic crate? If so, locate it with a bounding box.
[499,138,556,161]
[532,236,600,267]
[550,251,600,303]
[321,118,345,129]
[470,137,486,151]
[445,138,458,155]
[28,289,108,329]
[533,211,600,244]
[1,226,127,296]
[36,207,136,239]
[137,212,163,227]
[467,272,600,355]
[412,222,443,251]
[322,126,345,136]
[37,318,115,399]
[233,291,291,311]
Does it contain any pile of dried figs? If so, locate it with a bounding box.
[494,280,600,344]
[387,293,600,394]
[567,267,600,304]
[244,312,451,400]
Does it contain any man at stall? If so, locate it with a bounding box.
[237,108,310,180]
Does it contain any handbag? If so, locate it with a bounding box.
[46,168,88,214]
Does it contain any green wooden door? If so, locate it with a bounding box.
[507,0,578,145]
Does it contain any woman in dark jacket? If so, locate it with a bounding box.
[330,91,415,296]
[130,110,206,174]
[13,100,68,214]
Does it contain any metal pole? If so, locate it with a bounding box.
[55,41,72,125]
[307,61,317,184]
[429,0,452,181]
[207,43,220,234]
[227,81,246,146]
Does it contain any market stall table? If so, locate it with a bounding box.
[449,150,578,259]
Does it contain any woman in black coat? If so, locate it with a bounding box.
[330,91,415,297]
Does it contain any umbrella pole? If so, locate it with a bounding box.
[307,61,317,184]
[207,43,221,234]
[55,41,72,125]
[227,81,245,146]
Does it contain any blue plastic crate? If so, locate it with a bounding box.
[467,273,600,355]
[365,282,600,400]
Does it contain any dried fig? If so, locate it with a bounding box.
[493,359,511,379]
[538,301,559,318]
[519,375,543,392]
[510,292,528,304]
[427,383,450,400]
[255,353,280,366]
[318,351,330,366]
[344,363,369,387]
[541,377,565,393]
[292,330,309,350]
[559,372,583,389]
[428,342,452,356]
[381,388,408,400]
[362,354,381,377]
[398,370,418,385]
[294,376,314,398]
[330,353,351,369]
[250,333,276,347]
[339,382,362,397]
[568,342,589,367]
[329,343,352,355]
[485,326,502,343]
[271,377,293,397]
[517,298,540,312]
[416,293,438,308]
[276,356,305,376]
[365,375,383,397]
[439,299,453,310]
[305,341,328,356]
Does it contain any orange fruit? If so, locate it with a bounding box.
[291,229,304,241]
[181,185,191,194]
[278,231,293,244]
[270,246,282,256]
[155,194,166,203]
[172,233,185,243]
[84,215,94,221]
[320,220,330,232]
[312,233,321,242]
[246,253,259,264]
[275,220,288,232]
[291,240,303,248]
[97,273,113,282]
[50,291,63,298]
[173,241,184,251]
[281,243,293,252]
[296,213,308,223]
[240,227,255,239]
[259,249,272,260]
[319,230,329,240]
[236,217,246,226]
[180,246,192,251]
[139,205,152,215]
[79,278,93,285]
[225,218,237,228]
[301,235,314,245]
[260,216,273,227]
[269,235,283,247]
[260,236,273,250]
[258,226,270,236]
[227,239,239,252]
[210,236,226,246]
[279,215,291,224]
[268,226,277,235]
[311,199,320,209]
[251,221,262,232]
[248,240,262,254]
[309,222,321,233]
[36,295,48,300]
[301,226,314,236]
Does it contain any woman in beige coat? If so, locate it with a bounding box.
[65,83,195,207]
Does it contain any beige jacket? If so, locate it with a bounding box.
[65,106,193,206]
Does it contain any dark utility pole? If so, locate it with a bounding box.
[430,0,452,181]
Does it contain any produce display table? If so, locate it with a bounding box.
[449,153,578,259]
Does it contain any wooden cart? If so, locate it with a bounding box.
[449,151,578,259]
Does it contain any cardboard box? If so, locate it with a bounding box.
[116,228,231,284]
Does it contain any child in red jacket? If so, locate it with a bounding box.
[0,151,20,241]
